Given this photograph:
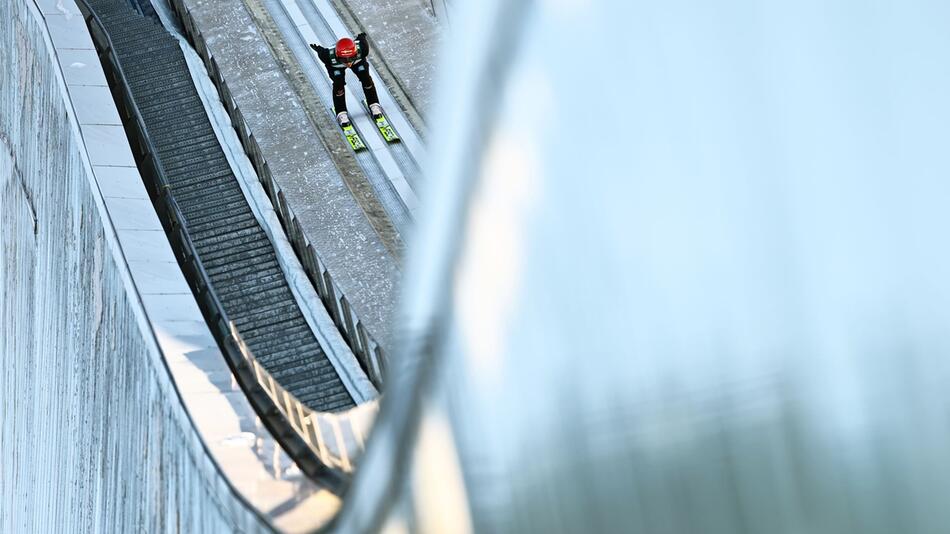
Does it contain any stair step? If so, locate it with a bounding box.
[172,179,242,205]
[267,352,337,378]
[133,78,198,103]
[138,94,201,115]
[241,321,311,345]
[220,289,291,316]
[252,338,321,363]
[188,212,258,237]
[205,250,276,277]
[180,203,250,231]
[161,152,229,175]
[232,304,303,332]
[161,146,224,170]
[167,166,234,190]
[195,232,283,259]
[186,205,256,230]
[207,267,282,292]
[124,57,186,79]
[156,132,219,157]
[200,240,274,264]
[191,216,261,242]
[114,42,179,61]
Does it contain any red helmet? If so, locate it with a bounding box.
[335,38,358,60]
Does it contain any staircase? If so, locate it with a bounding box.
[83,0,355,412]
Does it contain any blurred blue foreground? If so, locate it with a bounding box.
[339,1,950,532]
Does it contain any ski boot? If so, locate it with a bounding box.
[336,111,352,128]
[336,111,366,151]
[367,103,399,143]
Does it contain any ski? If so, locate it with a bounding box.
[364,101,400,143]
[372,113,400,143]
[340,122,366,152]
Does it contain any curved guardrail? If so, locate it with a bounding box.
[171,0,388,389]
[76,0,349,491]
[231,323,369,473]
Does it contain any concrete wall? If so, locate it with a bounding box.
[0,1,267,531]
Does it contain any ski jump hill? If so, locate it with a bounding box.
[9,0,948,532]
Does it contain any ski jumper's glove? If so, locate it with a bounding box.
[354,33,369,59]
[310,43,332,66]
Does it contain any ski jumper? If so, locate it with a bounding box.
[310,34,380,117]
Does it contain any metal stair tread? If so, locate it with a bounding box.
[195,247,283,274]
[193,222,265,245]
[185,208,257,232]
[206,264,281,288]
[296,390,354,411]
[114,41,179,60]
[160,147,225,170]
[206,262,281,287]
[154,125,215,141]
[205,251,278,277]
[279,387,350,411]
[171,180,242,205]
[199,240,276,265]
[220,290,294,317]
[188,214,259,238]
[149,116,216,138]
[155,131,219,156]
[154,132,220,155]
[192,219,265,244]
[258,353,328,378]
[267,354,339,379]
[180,204,253,231]
[228,310,299,331]
[215,282,288,306]
[159,140,222,161]
[194,234,286,259]
[241,325,312,351]
[167,166,235,190]
[103,24,167,44]
[159,149,229,171]
[138,93,201,114]
[161,161,231,182]
[277,373,346,395]
[131,79,198,102]
[232,305,304,332]
[130,86,202,111]
[272,373,345,397]
[251,338,322,362]
[240,321,312,345]
[175,189,244,214]
[125,59,188,81]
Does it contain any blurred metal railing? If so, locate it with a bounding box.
[170,0,388,389]
[75,0,348,490]
[231,323,365,473]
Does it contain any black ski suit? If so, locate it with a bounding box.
[310,34,380,116]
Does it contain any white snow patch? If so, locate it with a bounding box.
[221,432,257,447]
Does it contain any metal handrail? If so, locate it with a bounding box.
[75,0,347,492]
[230,323,365,473]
